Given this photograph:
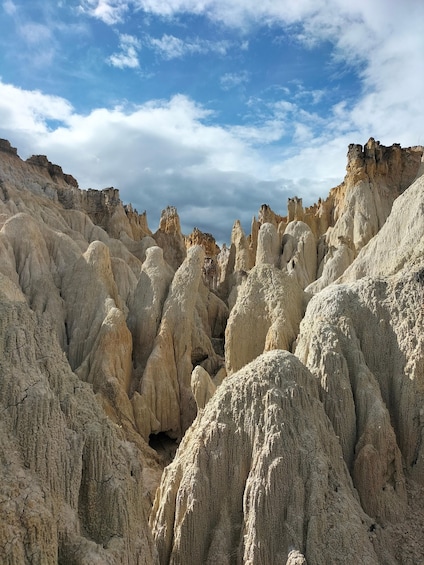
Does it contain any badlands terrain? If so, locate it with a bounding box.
[0,137,423,564]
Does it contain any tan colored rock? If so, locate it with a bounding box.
[257,203,284,227]
[287,196,304,222]
[153,206,186,271]
[0,286,157,565]
[186,227,221,289]
[231,219,253,272]
[132,246,205,441]
[191,281,227,376]
[128,246,174,379]
[150,350,381,565]
[191,365,216,409]
[282,221,317,288]
[185,226,220,258]
[308,139,423,290]
[225,264,304,374]
[256,222,280,266]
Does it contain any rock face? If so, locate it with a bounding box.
[0,141,226,564]
[225,263,304,374]
[1,137,424,564]
[150,351,382,565]
[0,281,158,564]
[306,139,423,290]
[153,206,187,271]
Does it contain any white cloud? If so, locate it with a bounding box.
[2,0,424,241]
[78,0,129,25]
[3,0,16,15]
[147,34,231,60]
[0,81,73,135]
[0,78,344,241]
[108,33,141,68]
[220,71,249,90]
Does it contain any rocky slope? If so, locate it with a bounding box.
[0,138,423,564]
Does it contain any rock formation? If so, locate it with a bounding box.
[150,351,384,564]
[1,137,424,564]
[225,263,304,374]
[153,206,186,271]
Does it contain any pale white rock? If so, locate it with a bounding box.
[225,263,304,374]
[153,206,186,271]
[150,350,381,565]
[133,246,205,441]
[191,365,216,409]
[286,550,307,565]
[256,222,280,266]
[306,239,354,294]
[339,174,424,282]
[296,267,423,520]
[281,221,317,289]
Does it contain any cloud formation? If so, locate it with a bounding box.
[147,34,231,60]
[220,71,249,90]
[1,0,423,243]
[78,0,129,25]
[108,33,141,68]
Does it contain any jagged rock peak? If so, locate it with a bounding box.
[345,137,424,190]
[287,196,304,222]
[153,206,186,270]
[158,205,181,234]
[186,227,221,289]
[26,153,79,188]
[257,203,284,227]
[0,138,18,155]
[186,226,220,257]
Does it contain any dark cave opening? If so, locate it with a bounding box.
[149,432,178,465]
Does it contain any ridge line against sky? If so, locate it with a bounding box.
[0,0,423,243]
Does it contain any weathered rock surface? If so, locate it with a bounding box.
[150,350,382,565]
[282,220,317,289]
[132,246,206,441]
[225,263,304,374]
[153,206,187,271]
[0,282,158,564]
[1,137,424,564]
[339,173,424,282]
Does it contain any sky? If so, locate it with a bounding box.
[0,0,423,243]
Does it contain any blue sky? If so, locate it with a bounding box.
[0,0,423,243]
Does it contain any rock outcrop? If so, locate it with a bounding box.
[153,206,187,271]
[150,350,383,564]
[1,137,424,564]
[225,263,304,374]
[0,279,158,564]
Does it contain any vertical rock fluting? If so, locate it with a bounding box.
[225,263,304,374]
[150,350,381,565]
[306,139,423,291]
[295,282,409,523]
[132,246,205,441]
[0,287,158,564]
[295,184,424,525]
[2,138,424,564]
[249,140,423,292]
[153,206,187,271]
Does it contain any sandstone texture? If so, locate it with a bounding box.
[151,350,382,565]
[1,137,424,564]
